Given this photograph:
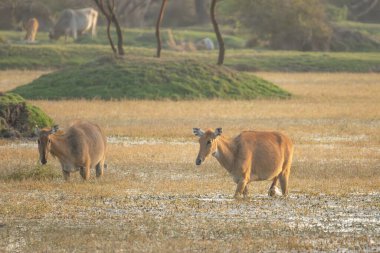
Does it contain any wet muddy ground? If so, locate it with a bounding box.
[0,137,379,252]
[1,191,379,252]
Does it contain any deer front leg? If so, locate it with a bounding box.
[79,166,90,180]
[243,185,249,199]
[62,169,70,181]
[79,160,91,180]
[61,163,71,181]
[234,177,249,199]
[234,161,251,199]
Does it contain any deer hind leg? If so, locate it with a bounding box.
[279,152,293,197]
[279,173,289,197]
[95,157,105,178]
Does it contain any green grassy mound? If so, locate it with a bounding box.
[0,92,53,137]
[12,57,290,100]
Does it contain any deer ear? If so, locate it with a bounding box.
[193,128,204,137]
[34,125,40,136]
[51,125,59,134]
[214,128,222,137]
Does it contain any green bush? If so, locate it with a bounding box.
[225,0,333,51]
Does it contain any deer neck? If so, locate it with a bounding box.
[213,135,235,172]
[49,134,69,162]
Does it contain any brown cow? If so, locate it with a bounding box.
[24,18,39,42]
[193,128,294,199]
[36,120,107,181]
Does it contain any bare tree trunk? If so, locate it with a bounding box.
[112,15,125,56]
[156,0,168,58]
[210,0,225,65]
[94,0,124,56]
[106,0,124,56]
[106,18,116,55]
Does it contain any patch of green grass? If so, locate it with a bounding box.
[76,27,246,49]
[0,92,25,104]
[335,21,380,42]
[0,27,246,49]
[0,44,111,69]
[0,93,53,137]
[1,164,61,181]
[2,26,380,73]
[225,50,380,72]
[12,56,290,100]
[0,42,379,72]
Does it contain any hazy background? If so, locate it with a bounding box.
[0,0,379,51]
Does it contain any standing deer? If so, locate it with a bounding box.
[36,120,107,181]
[24,18,39,42]
[193,128,294,199]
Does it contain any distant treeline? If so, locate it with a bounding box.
[0,0,379,51]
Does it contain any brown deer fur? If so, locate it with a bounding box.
[24,18,39,42]
[37,120,106,181]
[193,128,294,199]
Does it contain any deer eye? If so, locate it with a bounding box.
[48,139,51,143]
[207,140,212,145]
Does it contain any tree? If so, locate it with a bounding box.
[210,0,225,65]
[328,0,380,22]
[228,0,332,51]
[155,0,168,58]
[349,0,379,21]
[94,0,124,56]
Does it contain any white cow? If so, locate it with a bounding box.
[49,8,98,41]
[196,38,215,50]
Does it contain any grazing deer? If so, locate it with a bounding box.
[24,18,39,42]
[36,120,106,181]
[193,128,294,199]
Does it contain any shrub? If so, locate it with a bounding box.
[226,0,333,51]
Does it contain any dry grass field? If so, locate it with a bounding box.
[0,72,379,252]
